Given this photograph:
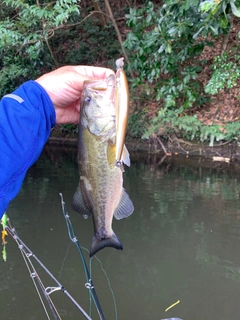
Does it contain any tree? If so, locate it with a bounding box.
[0,0,80,95]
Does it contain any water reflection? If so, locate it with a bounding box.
[1,148,240,319]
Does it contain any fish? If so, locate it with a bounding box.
[72,66,134,258]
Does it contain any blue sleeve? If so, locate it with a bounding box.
[0,80,56,218]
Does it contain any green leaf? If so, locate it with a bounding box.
[230,1,240,17]
[146,13,152,23]
[199,0,216,12]
[193,26,204,39]
[166,43,172,53]
[219,16,229,28]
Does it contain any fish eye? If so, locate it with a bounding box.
[85,96,91,103]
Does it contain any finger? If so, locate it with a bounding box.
[72,66,115,80]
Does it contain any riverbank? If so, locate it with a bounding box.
[48,127,240,162]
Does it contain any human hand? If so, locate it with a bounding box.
[36,65,114,124]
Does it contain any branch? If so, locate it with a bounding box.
[152,134,170,155]
[52,10,109,31]
[104,0,134,78]
[36,0,58,66]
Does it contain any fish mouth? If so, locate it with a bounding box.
[83,75,116,103]
[84,74,116,92]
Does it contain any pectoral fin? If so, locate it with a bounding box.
[71,186,92,219]
[114,189,134,220]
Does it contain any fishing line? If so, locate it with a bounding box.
[5,217,92,320]
[91,254,118,320]
[59,193,105,320]
[89,258,93,318]
[58,242,72,279]
[60,193,118,320]
[81,246,118,320]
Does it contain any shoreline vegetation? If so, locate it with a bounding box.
[1,1,240,152]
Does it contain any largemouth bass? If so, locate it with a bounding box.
[72,68,134,258]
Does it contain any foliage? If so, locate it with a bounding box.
[59,21,120,67]
[0,0,127,96]
[1,0,240,145]
[205,52,240,94]
[201,0,240,96]
[124,0,240,144]
[200,0,240,19]
[128,107,151,138]
[0,0,80,96]
[143,112,240,146]
[124,1,221,106]
[60,123,78,134]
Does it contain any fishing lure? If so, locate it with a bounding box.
[1,212,8,230]
[1,213,8,261]
[2,230,8,245]
[115,57,130,168]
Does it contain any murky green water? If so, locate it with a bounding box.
[1,147,240,320]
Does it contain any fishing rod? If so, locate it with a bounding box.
[5,218,92,320]
[59,193,105,320]
[2,193,113,320]
[15,237,62,320]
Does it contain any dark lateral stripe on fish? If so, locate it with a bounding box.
[90,233,123,257]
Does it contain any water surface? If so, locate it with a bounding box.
[1,148,240,320]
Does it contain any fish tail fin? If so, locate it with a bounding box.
[90,233,123,258]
